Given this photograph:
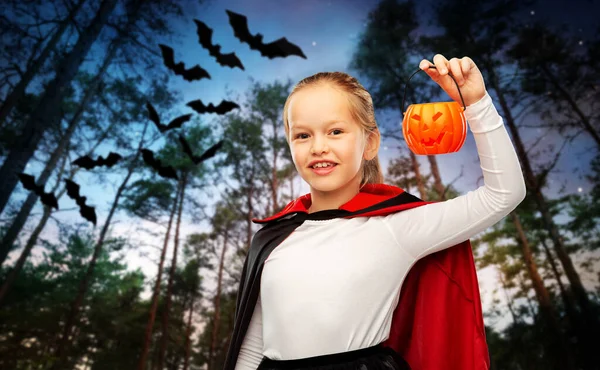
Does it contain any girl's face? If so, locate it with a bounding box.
[287,84,378,195]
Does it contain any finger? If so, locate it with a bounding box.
[419,59,439,79]
[419,59,434,70]
[460,57,473,75]
[448,58,463,84]
[433,54,449,75]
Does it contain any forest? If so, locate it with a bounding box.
[0,0,598,369]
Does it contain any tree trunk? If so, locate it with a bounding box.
[510,212,576,369]
[0,205,52,304]
[246,175,254,252]
[511,213,558,322]
[51,130,149,369]
[0,36,122,266]
[157,172,188,369]
[540,238,598,369]
[209,230,229,370]
[497,271,518,324]
[540,238,574,317]
[138,184,182,370]
[486,63,593,320]
[0,0,85,126]
[539,63,600,148]
[0,0,119,216]
[427,155,446,200]
[0,136,70,266]
[183,300,195,370]
[0,148,70,305]
[408,151,427,200]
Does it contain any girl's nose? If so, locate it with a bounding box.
[310,142,329,154]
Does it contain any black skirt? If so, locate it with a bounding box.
[256,343,411,370]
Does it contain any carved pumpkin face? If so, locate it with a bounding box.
[402,101,466,155]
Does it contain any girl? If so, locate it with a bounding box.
[224,54,526,370]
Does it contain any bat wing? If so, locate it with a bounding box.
[146,102,165,132]
[214,100,240,114]
[19,173,58,209]
[40,192,59,210]
[64,179,80,200]
[159,44,177,71]
[178,134,196,162]
[159,43,210,82]
[216,52,244,70]
[186,100,206,114]
[18,173,38,192]
[194,19,219,55]
[226,10,254,44]
[158,166,179,180]
[141,149,158,168]
[197,140,224,163]
[263,37,307,59]
[186,100,239,115]
[73,155,97,170]
[80,203,97,226]
[226,10,305,60]
[104,152,123,167]
[166,114,193,130]
[142,149,179,180]
[182,65,211,82]
[194,19,245,70]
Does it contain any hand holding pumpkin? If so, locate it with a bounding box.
[419,54,486,107]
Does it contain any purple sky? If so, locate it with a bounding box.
[159,0,599,197]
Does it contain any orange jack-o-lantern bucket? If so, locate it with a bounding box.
[401,66,467,155]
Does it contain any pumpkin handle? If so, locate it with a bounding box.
[401,65,467,114]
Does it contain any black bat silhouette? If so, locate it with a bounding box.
[178,135,224,165]
[158,44,211,82]
[226,10,307,59]
[186,99,239,115]
[18,173,59,210]
[146,102,193,133]
[73,152,123,170]
[141,149,179,180]
[194,19,244,70]
[64,179,97,225]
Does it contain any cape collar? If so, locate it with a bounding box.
[252,183,407,224]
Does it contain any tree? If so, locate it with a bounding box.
[0,0,85,126]
[476,208,577,368]
[49,120,152,369]
[156,171,188,370]
[349,0,450,201]
[136,179,180,370]
[0,0,120,215]
[429,0,598,349]
[508,23,600,148]
[0,230,138,369]
[216,80,296,252]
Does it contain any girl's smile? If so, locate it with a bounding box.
[285,83,379,212]
[310,163,338,176]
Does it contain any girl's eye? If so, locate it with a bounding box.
[295,130,342,140]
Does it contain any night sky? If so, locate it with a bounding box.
[12,0,600,329]
[160,0,600,198]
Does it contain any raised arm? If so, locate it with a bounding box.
[234,297,264,370]
[383,91,525,259]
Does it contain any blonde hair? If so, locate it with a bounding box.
[282,72,384,188]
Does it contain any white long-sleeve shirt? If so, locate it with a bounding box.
[234,93,526,369]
